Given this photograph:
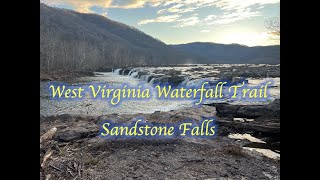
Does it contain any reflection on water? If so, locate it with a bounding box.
[228,133,280,160]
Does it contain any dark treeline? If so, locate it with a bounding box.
[171,43,280,64]
[40,3,195,74]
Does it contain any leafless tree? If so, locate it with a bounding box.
[265,17,280,38]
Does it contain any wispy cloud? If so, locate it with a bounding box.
[157,4,196,14]
[174,15,200,27]
[200,30,211,33]
[138,13,200,27]
[138,14,181,25]
[214,0,279,11]
[47,0,112,13]
[47,0,162,13]
[205,10,261,25]
[138,0,279,27]
[46,0,279,27]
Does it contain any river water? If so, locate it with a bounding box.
[40,65,280,116]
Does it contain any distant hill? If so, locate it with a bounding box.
[40,3,194,73]
[170,42,280,64]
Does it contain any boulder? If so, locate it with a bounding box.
[55,123,99,142]
[214,99,280,120]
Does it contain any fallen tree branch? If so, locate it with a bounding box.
[49,164,61,171]
[40,127,57,143]
[41,150,53,168]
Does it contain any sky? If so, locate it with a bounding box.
[43,0,280,46]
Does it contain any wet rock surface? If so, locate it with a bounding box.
[213,99,280,119]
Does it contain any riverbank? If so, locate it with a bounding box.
[40,71,95,82]
[40,101,280,180]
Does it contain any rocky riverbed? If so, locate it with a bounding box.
[40,64,280,179]
[40,100,280,180]
[112,64,280,86]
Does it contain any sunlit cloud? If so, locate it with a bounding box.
[204,15,217,22]
[138,14,181,25]
[137,0,279,27]
[200,30,211,33]
[41,0,280,45]
[47,0,112,13]
[139,13,200,27]
[157,4,196,14]
[214,0,279,11]
[47,0,163,12]
[174,15,200,27]
[101,11,108,17]
[215,32,279,46]
[206,10,261,25]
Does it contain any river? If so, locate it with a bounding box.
[40,64,280,116]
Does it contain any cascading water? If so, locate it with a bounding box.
[140,75,151,82]
[114,69,122,75]
[128,69,135,76]
[130,71,139,78]
[150,78,155,84]
[145,75,152,82]
[180,77,189,86]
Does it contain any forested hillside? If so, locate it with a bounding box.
[40,3,194,74]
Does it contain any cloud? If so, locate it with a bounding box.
[157,4,196,14]
[47,0,280,12]
[101,12,108,17]
[206,10,261,25]
[217,31,278,46]
[200,30,210,33]
[46,0,279,28]
[156,0,216,14]
[138,14,181,25]
[138,0,279,27]
[47,0,110,13]
[174,15,200,27]
[214,0,279,11]
[138,13,200,27]
[204,15,217,22]
[48,0,164,12]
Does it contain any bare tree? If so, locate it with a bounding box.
[265,17,280,38]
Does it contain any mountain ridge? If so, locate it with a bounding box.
[170,42,280,64]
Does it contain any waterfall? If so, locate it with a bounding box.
[114,69,122,75]
[181,78,205,86]
[150,78,155,84]
[128,69,135,76]
[180,77,189,86]
[140,75,146,81]
[130,71,139,78]
[145,75,152,82]
[140,75,151,82]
